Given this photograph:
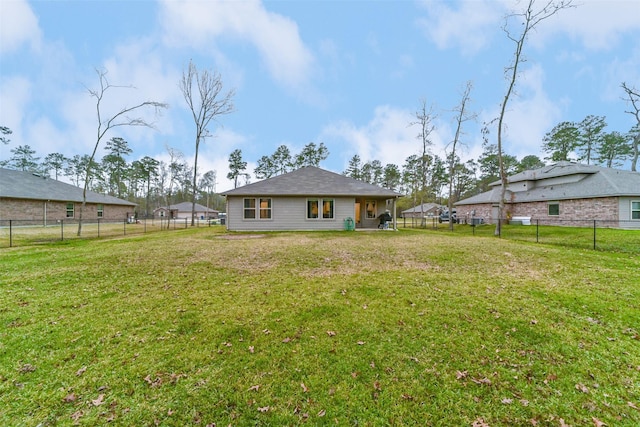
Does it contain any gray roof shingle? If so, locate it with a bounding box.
[0,168,136,206]
[456,162,640,205]
[221,166,402,198]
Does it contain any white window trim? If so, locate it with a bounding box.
[243,197,272,220]
[631,200,640,220]
[306,198,335,220]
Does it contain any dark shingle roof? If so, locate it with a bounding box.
[221,166,402,198]
[0,168,136,206]
[457,162,640,205]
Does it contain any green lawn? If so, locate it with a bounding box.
[1,228,639,426]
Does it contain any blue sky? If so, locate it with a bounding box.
[1,0,639,192]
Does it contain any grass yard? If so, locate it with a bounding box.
[1,227,639,426]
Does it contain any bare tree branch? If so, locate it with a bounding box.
[77,68,168,236]
[179,60,235,226]
[621,82,640,171]
[495,0,575,236]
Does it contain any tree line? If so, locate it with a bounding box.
[1,101,639,219]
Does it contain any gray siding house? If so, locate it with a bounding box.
[221,166,402,231]
[154,202,219,220]
[401,203,443,219]
[455,162,640,229]
[0,168,136,223]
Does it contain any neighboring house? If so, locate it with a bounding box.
[0,168,136,223]
[455,162,640,229]
[221,166,402,231]
[401,203,443,219]
[154,202,219,220]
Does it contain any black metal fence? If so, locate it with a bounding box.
[0,217,219,249]
[399,217,640,254]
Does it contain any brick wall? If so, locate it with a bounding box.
[0,198,133,222]
[455,197,619,225]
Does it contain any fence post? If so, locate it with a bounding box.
[9,220,13,248]
[593,220,597,250]
[124,218,127,236]
[61,220,64,241]
[98,218,100,238]
[536,219,539,243]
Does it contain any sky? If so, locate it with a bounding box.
[1,0,640,192]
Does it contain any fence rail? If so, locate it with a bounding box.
[399,217,640,254]
[0,218,217,249]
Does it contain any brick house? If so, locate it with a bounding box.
[454,162,640,229]
[0,168,136,223]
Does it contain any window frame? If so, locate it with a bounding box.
[548,201,560,216]
[631,200,640,220]
[66,202,74,218]
[306,198,335,220]
[365,200,377,219]
[259,198,272,219]
[243,198,272,220]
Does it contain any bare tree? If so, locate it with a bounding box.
[494,0,574,236]
[621,82,640,171]
[78,69,167,236]
[179,60,235,226]
[447,81,476,231]
[410,99,436,227]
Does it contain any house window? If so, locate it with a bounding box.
[259,198,272,219]
[307,198,334,219]
[632,201,640,220]
[365,200,377,219]
[322,200,334,219]
[307,199,319,219]
[548,202,559,216]
[243,198,272,219]
[66,202,74,218]
[97,204,104,218]
[243,198,256,219]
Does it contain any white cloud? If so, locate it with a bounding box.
[481,64,562,160]
[159,0,315,92]
[0,0,41,54]
[416,0,504,55]
[322,105,453,171]
[533,0,640,51]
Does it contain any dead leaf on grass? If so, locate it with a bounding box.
[456,370,468,380]
[471,377,492,386]
[257,406,269,413]
[249,346,255,353]
[70,410,84,421]
[76,366,87,376]
[248,384,260,392]
[91,394,105,406]
[63,393,77,403]
[628,401,639,410]
[282,337,291,343]
[326,331,336,337]
[592,417,606,427]
[357,341,365,345]
[317,409,326,417]
[301,383,309,393]
[575,383,589,393]
[472,417,490,427]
